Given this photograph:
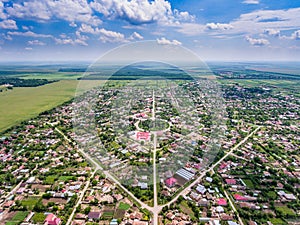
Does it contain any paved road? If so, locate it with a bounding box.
[66,169,97,225]
[162,125,261,208]
[56,115,261,225]
[224,188,245,225]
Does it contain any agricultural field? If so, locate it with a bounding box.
[0,80,104,132]
[5,211,29,225]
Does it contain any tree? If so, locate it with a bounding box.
[84,206,91,215]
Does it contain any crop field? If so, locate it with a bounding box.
[0,80,104,133]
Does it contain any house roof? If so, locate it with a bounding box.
[165,177,177,186]
[217,198,227,206]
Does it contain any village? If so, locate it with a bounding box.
[0,80,299,225]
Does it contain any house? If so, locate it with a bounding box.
[225,179,236,185]
[233,194,248,201]
[165,177,177,188]
[196,184,206,194]
[110,219,118,225]
[136,132,150,141]
[88,211,101,220]
[44,213,61,225]
[217,198,227,206]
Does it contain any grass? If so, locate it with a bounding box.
[58,175,75,182]
[0,80,104,133]
[118,202,130,210]
[179,200,195,220]
[101,211,114,219]
[32,213,46,224]
[275,206,296,217]
[242,179,254,189]
[21,197,40,210]
[266,191,277,199]
[45,175,57,185]
[5,211,29,225]
[11,211,29,221]
[269,218,286,225]
[5,222,19,225]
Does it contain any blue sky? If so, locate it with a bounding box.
[0,0,300,62]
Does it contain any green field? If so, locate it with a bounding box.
[0,80,104,133]
[32,213,46,223]
[118,202,130,210]
[269,218,286,225]
[11,211,29,221]
[5,222,19,225]
[5,211,29,225]
[21,197,40,210]
[45,175,57,185]
[58,175,75,182]
[242,179,255,189]
[275,206,296,217]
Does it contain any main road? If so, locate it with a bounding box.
[56,104,261,225]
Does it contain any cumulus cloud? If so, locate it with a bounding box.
[264,28,280,36]
[206,22,233,31]
[0,1,7,19]
[7,31,53,38]
[0,19,17,29]
[246,36,269,46]
[79,23,138,42]
[90,0,194,25]
[6,0,101,25]
[156,37,181,46]
[25,47,33,51]
[55,36,88,46]
[242,0,259,4]
[98,28,127,43]
[28,40,46,46]
[129,31,144,40]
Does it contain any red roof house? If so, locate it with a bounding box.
[225,179,237,185]
[165,177,177,188]
[217,198,227,206]
[136,132,150,141]
[233,194,248,201]
[44,214,61,225]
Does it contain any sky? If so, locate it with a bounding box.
[0,0,300,62]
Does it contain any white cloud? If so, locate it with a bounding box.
[264,28,280,36]
[98,28,127,43]
[78,24,131,43]
[129,31,144,40]
[280,30,300,40]
[25,47,33,51]
[291,30,300,40]
[0,1,7,19]
[7,31,53,38]
[0,19,17,29]
[242,0,259,4]
[174,23,205,36]
[156,37,181,46]
[6,1,52,20]
[206,22,233,31]
[6,0,101,25]
[79,24,97,34]
[69,22,77,27]
[28,40,46,46]
[55,37,88,46]
[231,7,300,35]
[90,0,194,25]
[246,36,269,46]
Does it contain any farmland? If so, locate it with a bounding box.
[0,80,103,132]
